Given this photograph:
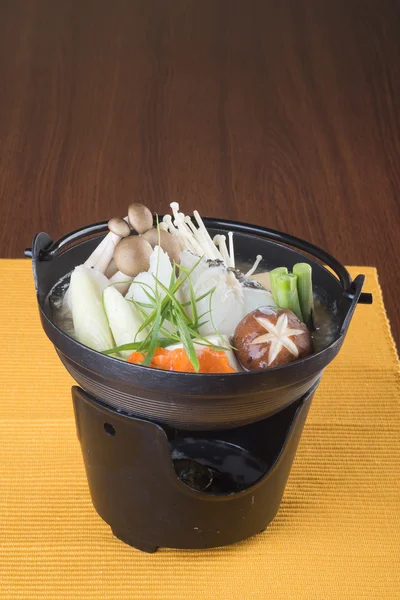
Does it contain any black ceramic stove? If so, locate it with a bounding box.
[72,381,316,552]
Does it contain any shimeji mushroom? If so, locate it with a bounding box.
[128,203,153,234]
[93,217,131,274]
[60,216,129,318]
[84,216,130,271]
[105,258,118,278]
[109,236,154,294]
[142,228,182,264]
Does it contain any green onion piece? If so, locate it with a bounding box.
[175,311,200,372]
[269,267,289,304]
[293,263,314,328]
[275,274,303,321]
[101,337,177,356]
[141,303,163,366]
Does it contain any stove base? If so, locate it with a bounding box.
[72,382,317,551]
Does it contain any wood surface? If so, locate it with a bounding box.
[0,0,399,347]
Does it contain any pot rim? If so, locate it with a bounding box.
[31,217,366,379]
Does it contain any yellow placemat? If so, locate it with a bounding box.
[0,262,399,599]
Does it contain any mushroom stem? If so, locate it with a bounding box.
[245,254,263,277]
[94,238,118,274]
[228,232,235,268]
[184,216,198,235]
[163,214,180,235]
[170,202,183,227]
[108,271,133,295]
[174,217,204,256]
[184,216,212,256]
[167,204,205,256]
[105,258,118,278]
[162,216,186,251]
[175,212,195,239]
[84,216,129,269]
[193,210,223,261]
[170,204,196,249]
[214,235,230,266]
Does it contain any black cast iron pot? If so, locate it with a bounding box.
[27,218,370,430]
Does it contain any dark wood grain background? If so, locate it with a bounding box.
[0,0,399,347]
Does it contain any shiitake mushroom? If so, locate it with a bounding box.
[233,307,312,370]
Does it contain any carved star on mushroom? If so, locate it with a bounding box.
[250,313,307,366]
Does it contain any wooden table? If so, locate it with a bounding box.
[0,0,399,347]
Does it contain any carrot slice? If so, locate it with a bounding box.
[127,351,145,364]
[128,346,235,373]
[170,349,195,372]
[198,347,235,373]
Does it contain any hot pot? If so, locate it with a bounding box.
[26,218,371,551]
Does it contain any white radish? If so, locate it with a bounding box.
[108,272,133,295]
[179,255,245,336]
[69,266,114,352]
[242,287,277,315]
[103,286,147,358]
[126,246,181,337]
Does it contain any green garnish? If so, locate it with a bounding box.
[102,252,226,371]
[102,337,177,355]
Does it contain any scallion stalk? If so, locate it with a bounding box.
[275,274,303,321]
[269,267,289,304]
[293,263,314,328]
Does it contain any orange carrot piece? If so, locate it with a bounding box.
[128,346,234,373]
[127,351,145,364]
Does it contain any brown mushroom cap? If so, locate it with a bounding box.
[113,236,153,277]
[108,217,131,238]
[127,203,153,234]
[142,228,182,264]
[233,307,312,371]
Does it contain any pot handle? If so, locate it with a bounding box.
[25,221,110,261]
[340,275,372,335]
